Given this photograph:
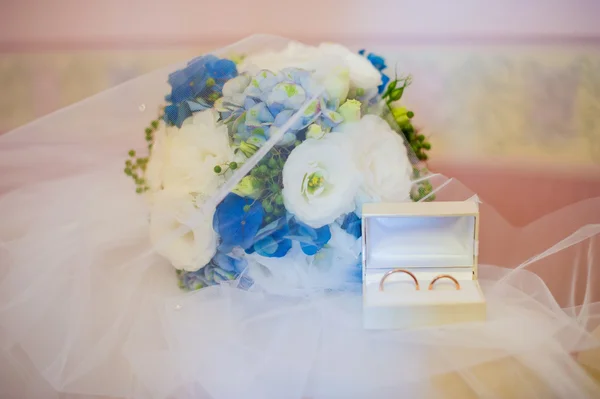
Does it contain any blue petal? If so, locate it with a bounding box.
[247,217,293,258]
[253,216,291,241]
[256,102,275,122]
[253,236,279,256]
[300,225,331,255]
[300,98,321,127]
[378,74,390,94]
[246,103,274,127]
[167,69,193,90]
[252,236,292,258]
[267,102,285,116]
[272,109,294,127]
[267,82,307,111]
[202,266,215,285]
[341,212,362,239]
[277,131,297,146]
[175,102,193,127]
[244,84,262,99]
[169,83,194,104]
[213,252,241,273]
[272,110,304,132]
[290,69,313,86]
[257,72,280,93]
[187,99,211,113]
[366,53,387,71]
[290,219,332,256]
[320,108,344,128]
[295,222,318,240]
[214,194,265,250]
[270,239,292,257]
[247,133,267,146]
[244,97,258,110]
[163,104,179,125]
[207,59,237,80]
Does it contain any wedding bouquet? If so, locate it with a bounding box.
[125,41,434,291]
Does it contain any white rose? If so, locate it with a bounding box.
[340,115,413,209]
[239,41,381,95]
[317,43,382,92]
[149,188,217,271]
[238,41,321,74]
[282,133,360,228]
[145,109,233,194]
[321,67,350,103]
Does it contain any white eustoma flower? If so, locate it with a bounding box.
[149,188,217,271]
[238,41,321,75]
[282,133,360,228]
[340,115,413,210]
[239,41,381,97]
[145,109,233,195]
[317,43,382,92]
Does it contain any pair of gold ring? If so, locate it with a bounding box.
[378,269,460,291]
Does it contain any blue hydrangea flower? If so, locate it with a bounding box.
[246,215,332,258]
[216,68,344,149]
[177,252,252,291]
[246,216,293,257]
[359,50,389,94]
[340,212,362,239]
[213,193,264,251]
[164,55,237,127]
[289,219,332,256]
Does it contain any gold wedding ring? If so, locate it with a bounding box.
[428,274,461,290]
[379,269,420,291]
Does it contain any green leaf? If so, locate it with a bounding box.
[389,87,404,102]
[382,79,397,98]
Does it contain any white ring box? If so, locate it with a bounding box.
[362,201,486,330]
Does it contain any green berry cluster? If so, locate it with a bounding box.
[252,153,287,224]
[391,107,431,161]
[405,127,431,162]
[124,150,149,193]
[212,148,289,225]
[248,148,291,224]
[124,116,162,194]
[383,76,431,162]
[213,161,239,174]
[410,168,435,202]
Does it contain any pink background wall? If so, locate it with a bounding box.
[2,0,600,48]
[1,0,599,227]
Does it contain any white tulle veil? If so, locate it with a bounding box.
[1,35,600,399]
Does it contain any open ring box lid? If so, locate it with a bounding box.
[362,201,486,330]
